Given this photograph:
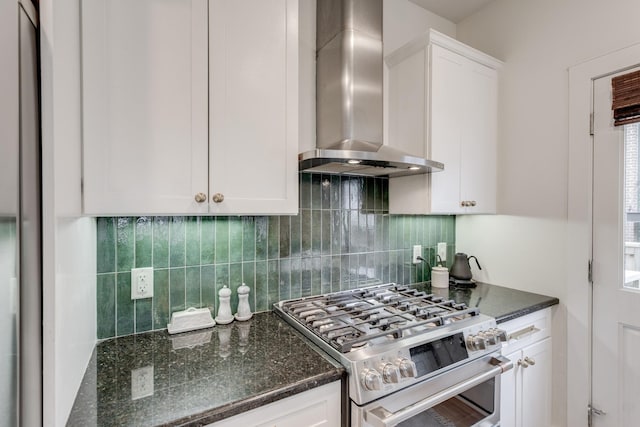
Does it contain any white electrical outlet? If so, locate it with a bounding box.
[131,365,154,400]
[131,267,154,299]
[412,245,422,264]
[437,242,447,263]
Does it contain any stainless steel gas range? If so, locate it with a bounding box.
[274,283,513,427]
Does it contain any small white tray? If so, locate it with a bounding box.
[167,307,215,335]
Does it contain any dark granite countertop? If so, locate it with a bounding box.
[67,282,556,426]
[412,281,559,323]
[67,312,345,427]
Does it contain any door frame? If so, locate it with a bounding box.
[568,42,640,427]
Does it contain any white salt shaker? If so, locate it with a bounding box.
[215,285,234,324]
[431,266,449,288]
[235,283,253,321]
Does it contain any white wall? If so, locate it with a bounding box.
[453,0,640,425]
[40,0,97,425]
[382,0,456,55]
[382,0,456,147]
[457,216,565,296]
[52,218,96,426]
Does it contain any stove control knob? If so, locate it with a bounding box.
[466,334,487,351]
[397,358,417,378]
[483,330,498,345]
[361,369,383,391]
[493,328,508,342]
[379,363,401,384]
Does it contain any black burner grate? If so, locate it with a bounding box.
[280,283,479,353]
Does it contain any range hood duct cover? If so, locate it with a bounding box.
[299,0,443,177]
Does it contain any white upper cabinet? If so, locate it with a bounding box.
[81,0,300,215]
[386,30,501,215]
[82,0,209,215]
[208,0,299,215]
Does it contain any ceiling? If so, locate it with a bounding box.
[408,0,495,23]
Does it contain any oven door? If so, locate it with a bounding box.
[353,353,512,427]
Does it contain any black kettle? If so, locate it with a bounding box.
[450,253,482,280]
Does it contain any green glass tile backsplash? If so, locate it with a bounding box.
[96,174,456,339]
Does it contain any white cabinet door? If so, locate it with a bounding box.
[429,44,465,213]
[208,0,299,215]
[521,337,552,427]
[387,30,500,215]
[209,381,341,427]
[500,349,520,427]
[82,0,209,215]
[82,0,300,216]
[499,309,553,427]
[459,58,498,214]
[429,43,499,214]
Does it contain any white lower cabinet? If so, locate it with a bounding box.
[500,309,552,427]
[208,381,341,427]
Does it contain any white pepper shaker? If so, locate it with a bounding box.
[215,285,234,325]
[236,321,251,354]
[217,324,232,359]
[235,283,253,321]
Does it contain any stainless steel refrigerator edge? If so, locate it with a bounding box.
[1,0,43,425]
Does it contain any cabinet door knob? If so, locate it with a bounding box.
[517,359,529,368]
[524,356,536,366]
[470,200,477,207]
[212,193,225,203]
[460,201,468,207]
[194,192,207,203]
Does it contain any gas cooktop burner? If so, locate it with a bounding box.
[274,283,506,407]
[278,283,480,353]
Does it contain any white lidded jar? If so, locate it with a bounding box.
[431,266,449,288]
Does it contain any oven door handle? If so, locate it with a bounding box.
[364,355,513,427]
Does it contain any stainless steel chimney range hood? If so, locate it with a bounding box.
[299,0,443,178]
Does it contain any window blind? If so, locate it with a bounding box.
[612,70,640,126]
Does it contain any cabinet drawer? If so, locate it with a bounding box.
[209,381,341,427]
[500,307,551,353]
